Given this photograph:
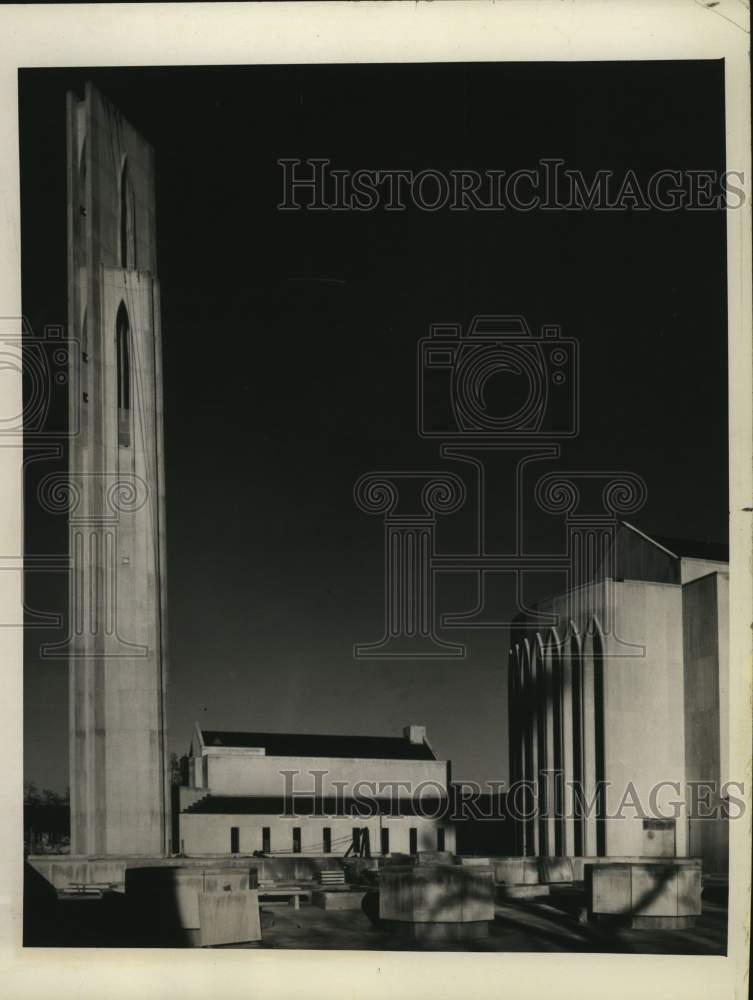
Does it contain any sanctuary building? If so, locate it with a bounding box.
[508,521,729,874]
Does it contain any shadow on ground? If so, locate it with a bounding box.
[24,864,726,954]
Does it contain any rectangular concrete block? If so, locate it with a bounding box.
[492,858,540,885]
[538,857,574,883]
[631,864,677,917]
[588,861,702,921]
[198,890,261,946]
[416,851,455,865]
[379,869,412,922]
[380,865,494,924]
[677,864,702,916]
[589,864,631,915]
[311,890,365,911]
[460,869,496,921]
[412,868,458,922]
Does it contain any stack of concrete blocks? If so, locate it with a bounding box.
[125,866,261,946]
[379,860,495,940]
[586,861,702,929]
[311,867,366,911]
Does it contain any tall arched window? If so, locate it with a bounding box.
[590,620,606,857]
[582,617,607,856]
[119,159,136,269]
[522,640,536,856]
[533,635,548,856]
[116,302,131,447]
[569,627,585,857]
[548,628,565,856]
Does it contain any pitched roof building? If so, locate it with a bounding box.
[177,723,453,858]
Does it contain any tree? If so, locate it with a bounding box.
[24,783,40,807]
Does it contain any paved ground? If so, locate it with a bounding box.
[250,888,726,954]
[24,861,727,954]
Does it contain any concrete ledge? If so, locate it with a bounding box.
[631,915,697,930]
[28,855,258,892]
[571,855,702,882]
[458,856,540,886]
[498,884,550,900]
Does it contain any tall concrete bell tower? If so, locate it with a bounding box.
[66,83,169,856]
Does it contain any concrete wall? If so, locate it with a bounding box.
[179,813,455,858]
[194,752,448,799]
[683,571,729,873]
[509,578,689,860]
[604,581,687,857]
[716,573,729,791]
[680,558,729,585]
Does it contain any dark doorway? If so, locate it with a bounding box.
[380,828,390,855]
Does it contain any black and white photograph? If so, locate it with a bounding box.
[1,3,751,998]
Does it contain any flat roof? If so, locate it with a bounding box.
[200,729,437,761]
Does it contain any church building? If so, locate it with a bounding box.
[178,724,455,857]
[508,521,729,874]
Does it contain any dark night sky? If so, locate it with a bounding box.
[20,62,727,793]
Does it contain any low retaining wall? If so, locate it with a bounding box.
[28,853,384,893]
[28,855,257,893]
[458,855,703,889]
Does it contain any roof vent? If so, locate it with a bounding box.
[403,725,427,745]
